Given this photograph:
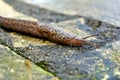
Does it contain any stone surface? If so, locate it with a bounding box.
[3,0,81,23]
[0,0,120,80]
[23,0,120,26]
[0,44,56,80]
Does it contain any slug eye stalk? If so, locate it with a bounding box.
[82,35,98,48]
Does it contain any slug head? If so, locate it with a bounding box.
[66,39,87,46]
[66,38,97,47]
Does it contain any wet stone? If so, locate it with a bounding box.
[0,0,120,80]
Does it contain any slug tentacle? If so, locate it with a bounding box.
[0,16,96,47]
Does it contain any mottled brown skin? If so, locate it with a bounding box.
[0,16,93,46]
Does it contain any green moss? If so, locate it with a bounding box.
[111,52,120,63]
[36,61,59,79]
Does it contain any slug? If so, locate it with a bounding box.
[0,16,96,46]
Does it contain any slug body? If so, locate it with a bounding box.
[0,16,91,46]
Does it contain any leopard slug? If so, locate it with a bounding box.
[0,16,96,46]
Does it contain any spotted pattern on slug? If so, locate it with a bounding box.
[0,16,94,46]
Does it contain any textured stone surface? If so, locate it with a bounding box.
[0,44,56,80]
[23,0,120,26]
[0,0,120,80]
